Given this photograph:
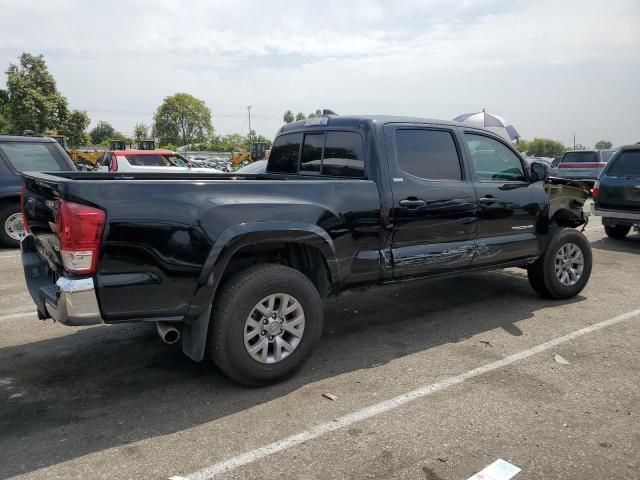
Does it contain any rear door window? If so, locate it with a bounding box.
[0,142,69,172]
[607,151,640,177]
[465,134,525,182]
[395,129,462,181]
[267,133,301,174]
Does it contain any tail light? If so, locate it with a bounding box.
[592,180,600,200]
[57,200,106,274]
[20,185,30,234]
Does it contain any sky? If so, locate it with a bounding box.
[0,0,638,147]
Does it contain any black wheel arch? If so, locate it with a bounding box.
[181,222,338,362]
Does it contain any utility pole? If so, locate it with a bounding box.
[247,105,253,155]
[573,133,576,150]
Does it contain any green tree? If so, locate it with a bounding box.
[5,53,68,133]
[524,138,566,157]
[153,93,213,146]
[134,122,149,142]
[295,112,306,121]
[283,110,294,123]
[0,113,10,133]
[89,120,116,145]
[0,89,11,133]
[253,133,272,148]
[62,110,90,147]
[515,139,530,154]
[594,140,612,149]
[216,133,248,151]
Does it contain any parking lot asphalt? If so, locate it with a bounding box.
[1,219,639,480]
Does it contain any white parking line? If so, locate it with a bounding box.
[0,311,36,321]
[0,253,20,259]
[171,308,640,480]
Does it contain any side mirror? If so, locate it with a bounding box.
[530,162,548,183]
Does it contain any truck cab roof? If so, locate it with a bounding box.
[278,115,470,135]
[0,134,61,143]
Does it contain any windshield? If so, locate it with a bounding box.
[125,153,188,167]
[562,151,598,163]
[607,151,640,177]
[0,142,70,172]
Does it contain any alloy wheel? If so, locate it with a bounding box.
[244,293,305,364]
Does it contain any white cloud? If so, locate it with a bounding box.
[0,0,638,145]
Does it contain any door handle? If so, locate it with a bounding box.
[480,195,496,205]
[399,198,426,208]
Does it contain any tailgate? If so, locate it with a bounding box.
[21,173,105,325]
[599,176,640,212]
[597,150,640,212]
[21,174,64,270]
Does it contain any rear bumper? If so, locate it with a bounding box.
[591,205,640,223]
[21,235,104,326]
[46,276,103,325]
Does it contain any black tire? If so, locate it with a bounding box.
[527,228,592,299]
[0,202,23,248]
[604,224,630,239]
[209,264,323,386]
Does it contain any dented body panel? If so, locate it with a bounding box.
[545,177,590,228]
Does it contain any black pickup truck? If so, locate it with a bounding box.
[20,115,592,385]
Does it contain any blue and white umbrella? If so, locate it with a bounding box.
[453,109,520,143]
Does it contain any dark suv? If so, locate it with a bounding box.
[0,135,75,247]
[592,144,640,238]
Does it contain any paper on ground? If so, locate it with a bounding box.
[466,458,521,480]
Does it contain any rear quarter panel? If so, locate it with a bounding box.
[65,178,382,321]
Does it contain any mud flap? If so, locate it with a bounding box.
[181,305,212,362]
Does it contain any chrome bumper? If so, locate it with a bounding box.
[591,205,640,222]
[21,234,104,326]
[45,276,104,326]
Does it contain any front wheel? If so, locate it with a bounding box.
[527,228,592,299]
[0,203,25,248]
[604,224,630,239]
[209,264,324,386]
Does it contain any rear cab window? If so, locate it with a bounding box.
[268,131,365,177]
[268,133,302,174]
[562,151,598,164]
[0,142,70,172]
[606,150,640,177]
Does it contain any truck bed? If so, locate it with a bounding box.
[21,170,383,323]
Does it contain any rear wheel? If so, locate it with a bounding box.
[604,224,630,239]
[527,228,592,299]
[209,264,323,386]
[0,203,25,248]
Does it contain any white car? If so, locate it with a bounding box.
[98,149,222,173]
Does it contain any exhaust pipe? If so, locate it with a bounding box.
[156,321,180,345]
